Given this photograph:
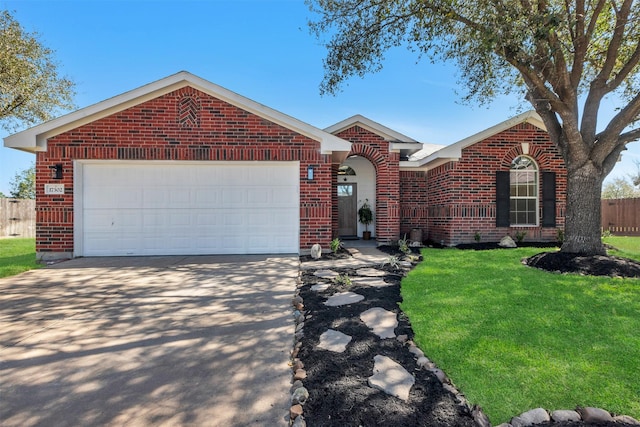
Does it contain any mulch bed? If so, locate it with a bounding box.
[525,251,640,278]
[298,259,477,427]
[296,245,640,426]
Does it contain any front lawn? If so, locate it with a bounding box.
[0,238,41,278]
[604,235,640,262]
[401,247,640,425]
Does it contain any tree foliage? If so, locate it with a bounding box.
[9,164,35,199]
[632,159,640,186]
[0,10,75,131]
[309,0,640,255]
[602,176,640,198]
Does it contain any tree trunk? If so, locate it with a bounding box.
[561,162,606,255]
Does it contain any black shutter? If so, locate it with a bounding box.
[496,171,510,227]
[542,172,556,227]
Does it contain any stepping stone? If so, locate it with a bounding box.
[350,277,391,288]
[317,329,352,353]
[314,269,339,279]
[311,283,331,292]
[356,268,386,277]
[360,307,397,339]
[368,355,414,401]
[324,291,364,306]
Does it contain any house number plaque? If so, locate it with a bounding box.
[44,184,65,195]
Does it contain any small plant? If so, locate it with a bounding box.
[333,273,352,286]
[330,237,342,253]
[602,229,612,238]
[358,199,373,239]
[556,228,564,244]
[514,230,527,243]
[398,235,411,255]
[382,255,400,269]
[474,231,482,243]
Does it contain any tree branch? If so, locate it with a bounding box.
[596,0,633,84]
[592,90,640,164]
[617,127,640,146]
[606,39,640,91]
[579,0,625,142]
[569,0,586,87]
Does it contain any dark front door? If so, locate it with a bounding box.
[338,183,357,237]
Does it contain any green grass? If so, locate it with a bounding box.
[401,247,640,424]
[0,238,41,278]
[604,235,640,262]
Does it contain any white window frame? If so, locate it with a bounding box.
[509,155,539,226]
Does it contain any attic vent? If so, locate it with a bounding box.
[178,95,201,128]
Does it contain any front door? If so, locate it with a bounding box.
[337,183,357,237]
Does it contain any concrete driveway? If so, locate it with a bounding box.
[0,255,298,427]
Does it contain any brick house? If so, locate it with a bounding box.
[4,72,566,260]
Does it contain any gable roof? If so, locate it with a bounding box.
[324,114,424,157]
[4,71,352,155]
[402,110,546,170]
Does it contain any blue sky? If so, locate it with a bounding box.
[1,0,638,195]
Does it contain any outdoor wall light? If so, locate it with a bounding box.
[307,165,314,181]
[51,164,63,180]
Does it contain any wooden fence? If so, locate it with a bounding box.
[601,198,640,236]
[0,198,36,238]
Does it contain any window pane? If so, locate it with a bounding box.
[337,185,352,197]
[509,156,538,225]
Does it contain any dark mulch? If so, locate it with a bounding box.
[296,247,640,426]
[525,251,640,278]
[299,247,353,263]
[298,260,478,427]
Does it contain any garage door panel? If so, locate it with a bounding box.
[84,210,142,231]
[273,188,298,205]
[195,212,219,226]
[85,187,143,209]
[221,189,245,206]
[247,188,270,204]
[81,162,299,256]
[84,232,141,256]
[247,212,269,227]
[143,188,169,208]
[194,189,220,207]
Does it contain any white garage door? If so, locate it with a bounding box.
[78,162,300,256]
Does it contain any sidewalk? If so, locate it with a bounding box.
[300,241,390,270]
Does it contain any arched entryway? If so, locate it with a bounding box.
[336,156,376,239]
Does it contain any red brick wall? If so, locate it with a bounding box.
[425,122,567,246]
[35,86,331,257]
[334,126,400,244]
[399,170,429,239]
